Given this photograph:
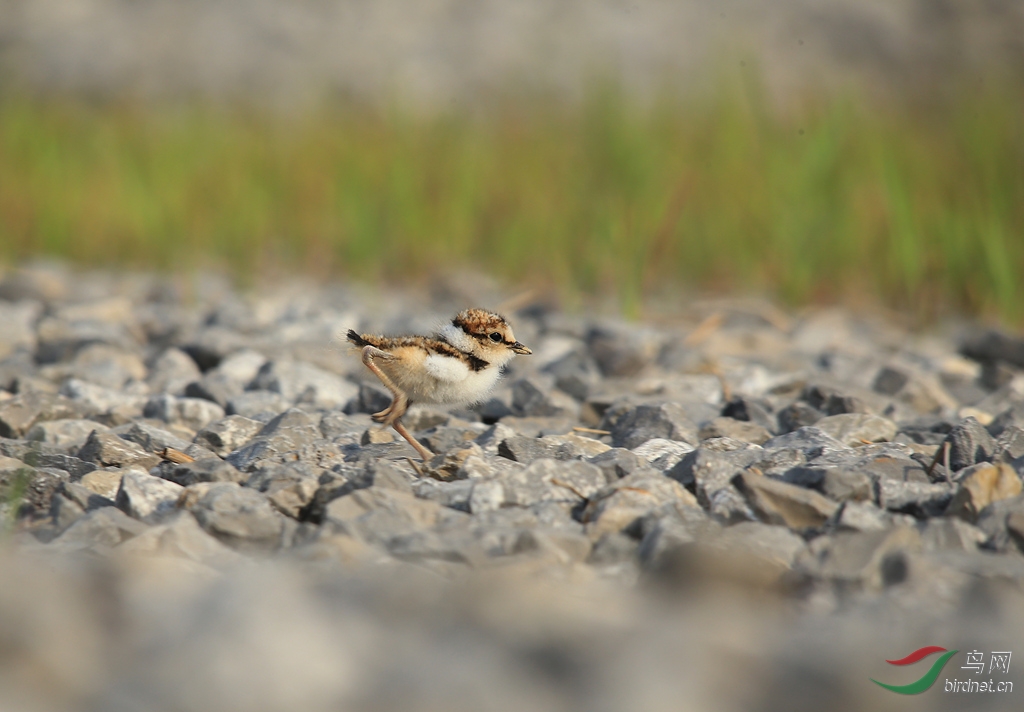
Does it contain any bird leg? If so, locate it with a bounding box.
[360,345,434,461]
[393,420,433,462]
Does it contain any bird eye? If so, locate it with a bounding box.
[489,332,502,342]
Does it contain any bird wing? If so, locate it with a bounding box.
[423,354,470,382]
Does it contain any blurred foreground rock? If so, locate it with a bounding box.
[1,265,1024,711]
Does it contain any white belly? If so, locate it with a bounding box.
[400,356,503,405]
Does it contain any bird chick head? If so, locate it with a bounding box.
[440,308,532,365]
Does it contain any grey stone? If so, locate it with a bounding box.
[143,394,226,431]
[588,448,644,480]
[878,479,954,518]
[974,493,1024,553]
[943,416,997,472]
[59,378,144,419]
[510,377,578,418]
[473,423,518,455]
[384,529,478,564]
[0,392,87,438]
[832,501,890,532]
[412,477,476,512]
[147,347,202,396]
[58,480,115,512]
[762,427,847,459]
[707,486,759,524]
[721,396,777,435]
[0,299,41,359]
[668,446,761,503]
[474,394,514,423]
[397,406,450,432]
[14,451,94,489]
[323,485,464,545]
[515,528,592,563]
[698,416,771,445]
[115,420,195,454]
[35,315,138,364]
[318,412,368,441]
[356,456,415,495]
[854,449,932,483]
[249,359,358,408]
[189,482,286,550]
[348,382,391,416]
[66,343,147,389]
[49,491,85,532]
[500,459,606,510]
[587,324,661,377]
[246,463,322,519]
[213,349,268,383]
[226,390,291,420]
[193,415,263,457]
[987,404,1024,438]
[78,469,124,500]
[918,517,986,552]
[799,526,921,589]
[25,419,110,454]
[50,506,148,550]
[225,408,320,471]
[630,438,694,472]
[467,479,506,514]
[419,426,478,454]
[699,436,761,453]
[497,433,609,464]
[781,464,873,503]
[0,351,36,392]
[156,458,247,486]
[496,416,576,437]
[304,459,415,522]
[539,433,610,459]
[77,431,162,470]
[587,532,639,564]
[606,402,698,449]
[776,402,823,433]
[636,503,717,567]
[0,457,68,519]
[754,447,807,476]
[185,372,242,408]
[801,383,868,416]
[494,436,552,464]
[732,471,839,530]
[699,521,808,576]
[181,327,248,371]
[258,408,321,440]
[812,413,898,447]
[873,366,910,395]
[542,351,600,400]
[960,329,1024,369]
[994,425,1024,462]
[115,469,184,524]
[584,471,699,538]
[115,510,241,566]
[820,469,873,502]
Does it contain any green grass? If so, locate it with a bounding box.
[1,78,1023,321]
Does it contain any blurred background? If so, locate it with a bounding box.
[1,0,1023,320]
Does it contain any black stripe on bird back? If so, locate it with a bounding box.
[430,339,489,372]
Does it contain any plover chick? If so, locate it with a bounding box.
[347,308,532,461]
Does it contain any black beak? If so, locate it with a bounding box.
[511,341,532,355]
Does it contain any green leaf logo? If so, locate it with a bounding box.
[871,647,958,695]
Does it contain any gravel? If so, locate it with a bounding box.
[3,265,1024,711]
